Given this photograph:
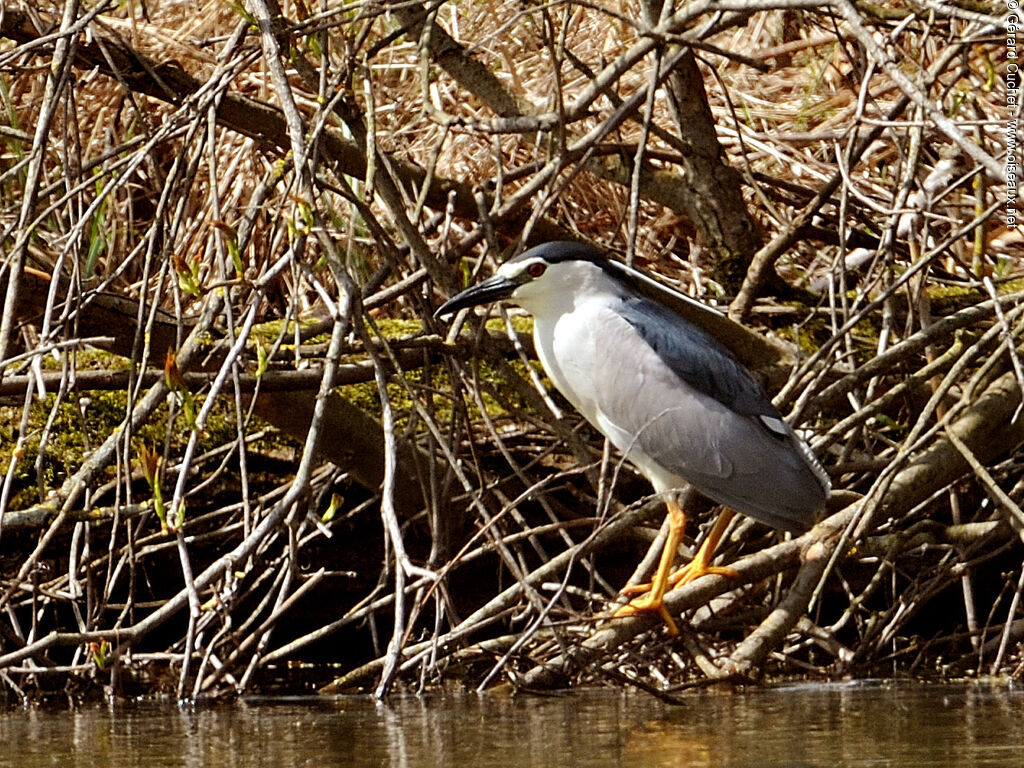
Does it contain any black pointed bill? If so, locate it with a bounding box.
[434,274,518,318]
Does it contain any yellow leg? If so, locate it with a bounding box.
[614,500,687,635]
[615,506,739,635]
[666,507,739,588]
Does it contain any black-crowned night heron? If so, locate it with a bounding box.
[435,241,830,633]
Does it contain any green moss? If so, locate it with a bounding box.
[332,314,540,429]
[336,349,535,430]
[374,317,423,338]
[777,321,822,356]
[251,318,331,346]
[0,380,261,512]
[0,315,544,512]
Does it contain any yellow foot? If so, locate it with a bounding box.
[619,563,739,598]
[613,596,679,636]
[613,562,740,636]
[611,506,743,636]
[669,562,740,588]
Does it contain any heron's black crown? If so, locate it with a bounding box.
[506,241,606,267]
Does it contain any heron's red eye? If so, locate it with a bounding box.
[526,262,546,278]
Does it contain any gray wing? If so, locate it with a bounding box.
[594,297,828,531]
[618,296,777,424]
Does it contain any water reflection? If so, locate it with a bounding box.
[2,681,1022,767]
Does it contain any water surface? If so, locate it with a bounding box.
[2,681,1022,767]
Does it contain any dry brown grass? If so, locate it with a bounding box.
[0,0,1019,701]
